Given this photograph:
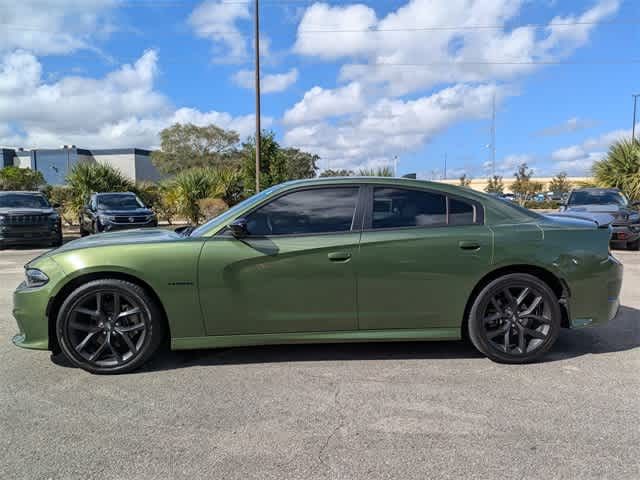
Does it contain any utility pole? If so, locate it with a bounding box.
[490,93,496,176]
[633,94,639,143]
[254,0,261,192]
[393,155,398,176]
[443,153,447,180]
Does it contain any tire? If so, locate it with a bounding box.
[467,273,561,364]
[56,279,165,374]
[51,230,63,247]
[79,219,89,237]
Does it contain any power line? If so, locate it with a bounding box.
[2,19,639,34]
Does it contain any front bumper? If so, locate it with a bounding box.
[0,223,60,245]
[101,219,157,232]
[12,257,65,351]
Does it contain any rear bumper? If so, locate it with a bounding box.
[568,254,623,328]
[610,224,640,244]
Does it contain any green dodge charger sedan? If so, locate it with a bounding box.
[12,177,623,373]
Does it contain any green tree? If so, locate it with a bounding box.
[0,166,46,191]
[241,131,318,193]
[548,172,572,197]
[66,162,133,217]
[357,166,394,177]
[282,148,319,180]
[459,174,472,187]
[484,175,504,194]
[320,169,354,177]
[168,168,220,225]
[151,123,241,175]
[214,167,244,206]
[592,138,640,201]
[511,163,543,205]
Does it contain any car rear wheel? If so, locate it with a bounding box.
[468,273,561,364]
[56,279,164,374]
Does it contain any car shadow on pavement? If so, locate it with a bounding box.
[50,306,640,373]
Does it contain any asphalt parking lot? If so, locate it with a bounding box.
[1,247,638,480]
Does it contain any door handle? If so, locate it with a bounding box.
[328,251,352,262]
[458,240,481,251]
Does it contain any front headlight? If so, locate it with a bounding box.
[49,212,60,222]
[25,268,49,288]
[0,214,6,225]
[99,215,115,222]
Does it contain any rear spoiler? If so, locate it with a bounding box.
[545,212,615,228]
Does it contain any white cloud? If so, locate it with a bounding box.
[232,68,299,93]
[283,82,365,125]
[0,50,269,149]
[548,125,636,175]
[189,0,251,63]
[284,83,499,171]
[294,0,620,96]
[483,154,536,177]
[534,117,598,137]
[0,0,115,55]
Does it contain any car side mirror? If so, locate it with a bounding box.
[228,218,249,238]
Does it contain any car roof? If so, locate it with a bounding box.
[94,192,136,195]
[570,187,621,193]
[0,190,45,195]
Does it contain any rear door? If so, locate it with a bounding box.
[198,185,364,336]
[357,186,492,331]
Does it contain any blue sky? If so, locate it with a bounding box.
[1,0,638,179]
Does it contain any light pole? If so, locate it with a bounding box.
[633,94,639,143]
[254,0,261,192]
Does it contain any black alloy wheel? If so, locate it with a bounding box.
[56,279,164,374]
[468,273,561,364]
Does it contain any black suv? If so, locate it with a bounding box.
[0,191,62,248]
[80,192,157,236]
[561,188,640,249]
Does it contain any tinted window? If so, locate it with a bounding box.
[97,194,144,210]
[0,194,49,208]
[568,190,627,206]
[373,188,446,228]
[245,187,359,235]
[449,197,475,225]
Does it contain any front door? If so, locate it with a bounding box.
[357,186,492,330]
[198,186,362,336]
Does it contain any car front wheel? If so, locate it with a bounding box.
[468,273,561,364]
[56,279,164,374]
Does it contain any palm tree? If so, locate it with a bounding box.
[592,139,640,200]
[169,168,220,225]
[66,162,133,217]
[357,166,394,177]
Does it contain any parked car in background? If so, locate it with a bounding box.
[560,188,640,250]
[13,178,622,373]
[0,191,62,249]
[79,192,157,236]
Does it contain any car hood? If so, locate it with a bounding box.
[0,207,56,215]
[97,208,154,216]
[57,228,183,253]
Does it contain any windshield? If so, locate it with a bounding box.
[568,191,627,206]
[190,185,281,237]
[97,194,145,210]
[0,194,49,209]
